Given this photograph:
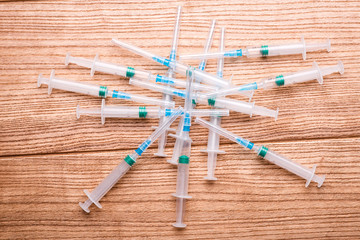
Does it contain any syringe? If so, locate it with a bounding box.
[201,27,227,181]
[195,117,326,187]
[205,61,344,98]
[79,107,183,213]
[129,78,277,119]
[111,38,232,89]
[155,5,182,158]
[67,52,216,92]
[77,99,229,124]
[168,68,195,165]
[171,68,194,228]
[37,70,174,108]
[179,36,331,61]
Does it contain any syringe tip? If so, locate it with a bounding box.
[249,90,254,102]
[173,223,187,228]
[326,38,331,52]
[79,202,90,213]
[167,159,178,165]
[37,74,43,88]
[154,152,167,157]
[337,60,345,75]
[76,104,81,119]
[305,165,325,188]
[204,176,217,181]
[275,107,279,121]
[65,52,71,66]
[317,175,326,188]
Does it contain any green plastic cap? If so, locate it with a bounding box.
[258,146,269,158]
[124,155,136,166]
[207,98,216,106]
[126,67,135,78]
[99,86,107,98]
[275,75,285,86]
[178,155,189,164]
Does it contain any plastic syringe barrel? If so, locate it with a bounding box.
[38,70,102,97]
[173,157,191,199]
[79,107,183,213]
[99,99,161,124]
[260,61,344,89]
[65,53,151,80]
[245,36,331,60]
[111,38,232,89]
[172,155,191,228]
[256,146,325,187]
[202,116,224,180]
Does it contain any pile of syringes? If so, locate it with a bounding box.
[37,6,344,228]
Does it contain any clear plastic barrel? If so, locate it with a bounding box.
[38,70,102,97]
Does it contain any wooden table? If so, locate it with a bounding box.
[1,0,359,239]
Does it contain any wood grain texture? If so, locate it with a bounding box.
[0,0,359,239]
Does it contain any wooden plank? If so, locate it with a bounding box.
[0,138,359,239]
[0,0,359,239]
[0,0,360,155]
